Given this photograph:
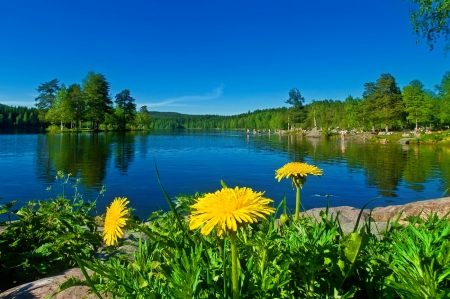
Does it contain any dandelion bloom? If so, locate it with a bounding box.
[103,197,129,246]
[189,186,275,237]
[275,162,323,188]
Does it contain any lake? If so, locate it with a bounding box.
[1,130,449,220]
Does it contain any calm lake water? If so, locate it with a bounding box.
[1,130,449,220]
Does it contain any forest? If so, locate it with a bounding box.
[1,71,450,132]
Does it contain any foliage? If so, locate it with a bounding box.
[0,172,102,292]
[34,78,60,121]
[0,197,18,225]
[0,103,41,129]
[45,179,450,299]
[419,132,445,143]
[408,0,450,52]
[83,71,113,130]
[135,105,151,130]
[402,80,434,130]
[435,71,450,125]
[46,84,74,128]
[362,73,404,132]
[6,70,450,132]
[285,88,306,125]
[115,89,137,130]
[286,88,305,109]
[67,83,86,129]
[382,212,450,298]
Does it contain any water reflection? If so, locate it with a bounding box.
[250,133,449,200]
[25,131,450,215]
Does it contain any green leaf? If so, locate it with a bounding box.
[343,232,363,264]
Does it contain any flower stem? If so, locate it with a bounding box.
[294,187,301,221]
[229,231,239,299]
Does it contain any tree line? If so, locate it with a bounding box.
[1,71,450,132]
[0,104,40,129]
[151,71,450,132]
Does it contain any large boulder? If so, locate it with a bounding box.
[371,196,450,223]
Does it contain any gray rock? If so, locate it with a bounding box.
[301,206,371,224]
[396,138,413,145]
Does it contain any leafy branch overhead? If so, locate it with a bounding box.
[408,0,450,52]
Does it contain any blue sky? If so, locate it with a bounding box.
[0,0,448,115]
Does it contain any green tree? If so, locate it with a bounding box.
[136,105,151,129]
[15,114,23,126]
[344,96,364,130]
[363,74,405,132]
[83,71,112,130]
[360,82,380,132]
[286,88,305,109]
[46,85,74,129]
[285,88,306,128]
[115,89,137,130]
[22,112,28,127]
[35,78,60,121]
[408,0,450,52]
[67,83,86,129]
[435,71,450,125]
[402,80,433,130]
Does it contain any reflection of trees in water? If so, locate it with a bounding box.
[37,132,111,188]
[112,133,136,173]
[256,135,446,199]
[35,134,55,184]
[402,145,437,190]
[79,133,111,187]
[36,131,151,189]
[437,147,450,193]
[36,131,449,199]
[366,145,405,197]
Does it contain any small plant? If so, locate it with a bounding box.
[0,197,18,225]
[384,212,450,298]
[0,172,102,292]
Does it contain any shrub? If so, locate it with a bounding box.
[0,173,102,292]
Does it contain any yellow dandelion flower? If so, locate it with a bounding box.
[189,186,275,237]
[275,162,323,221]
[103,197,129,246]
[275,161,323,188]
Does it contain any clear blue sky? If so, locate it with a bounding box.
[0,0,448,115]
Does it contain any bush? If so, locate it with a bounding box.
[419,133,444,143]
[0,173,102,292]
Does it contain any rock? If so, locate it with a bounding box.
[0,268,98,299]
[305,130,322,138]
[300,197,450,225]
[397,138,412,145]
[301,206,381,235]
[371,196,450,223]
[301,206,371,224]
